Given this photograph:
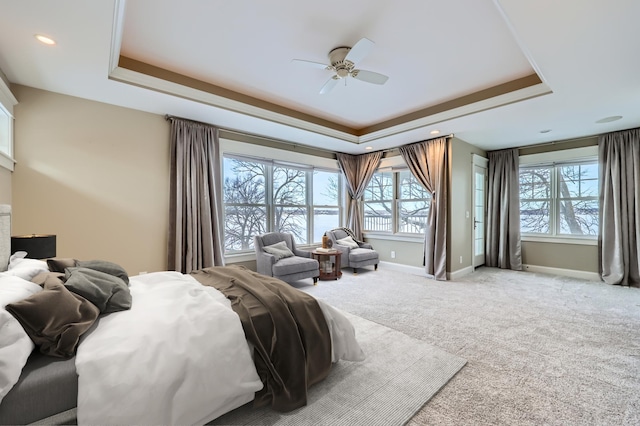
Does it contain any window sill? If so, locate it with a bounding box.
[362,232,423,243]
[521,235,597,246]
[0,152,15,172]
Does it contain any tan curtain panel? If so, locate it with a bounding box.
[485,148,522,270]
[598,128,640,287]
[336,151,383,240]
[399,137,449,280]
[167,117,225,273]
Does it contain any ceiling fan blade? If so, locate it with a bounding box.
[344,38,375,65]
[319,76,339,94]
[351,69,389,85]
[291,59,330,70]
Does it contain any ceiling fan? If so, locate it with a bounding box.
[292,38,389,94]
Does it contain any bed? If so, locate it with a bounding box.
[0,205,365,425]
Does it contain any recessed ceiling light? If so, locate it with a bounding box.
[540,129,552,134]
[365,146,373,150]
[430,130,440,135]
[596,115,622,124]
[35,34,56,45]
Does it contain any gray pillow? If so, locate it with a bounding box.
[6,280,100,358]
[64,267,132,314]
[262,241,294,261]
[77,259,129,285]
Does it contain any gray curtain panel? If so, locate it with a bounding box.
[598,128,640,287]
[336,151,383,240]
[486,148,522,270]
[399,137,449,280]
[167,117,225,273]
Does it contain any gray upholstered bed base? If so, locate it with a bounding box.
[0,205,78,425]
[0,353,78,425]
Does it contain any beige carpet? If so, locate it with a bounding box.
[297,266,640,425]
[211,312,466,425]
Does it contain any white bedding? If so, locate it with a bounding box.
[76,271,263,425]
[0,276,42,404]
[1,270,364,425]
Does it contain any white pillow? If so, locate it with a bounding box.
[262,241,295,261]
[336,236,359,249]
[0,275,43,308]
[3,251,49,281]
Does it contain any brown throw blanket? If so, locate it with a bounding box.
[190,265,332,412]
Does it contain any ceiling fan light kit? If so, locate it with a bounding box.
[293,37,389,94]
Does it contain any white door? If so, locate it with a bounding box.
[472,156,488,268]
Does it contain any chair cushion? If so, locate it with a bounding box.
[262,241,294,261]
[349,248,379,262]
[272,256,318,276]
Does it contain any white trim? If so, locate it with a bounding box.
[357,82,552,143]
[519,146,598,165]
[448,265,474,280]
[363,232,423,243]
[379,261,427,277]
[225,252,255,263]
[523,264,601,281]
[379,261,475,281]
[472,153,488,168]
[110,67,360,144]
[0,152,14,172]
[108,0,126,74]
[521,235,597,246]
[220,138,339,170]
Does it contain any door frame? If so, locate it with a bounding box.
[472,154,488,269]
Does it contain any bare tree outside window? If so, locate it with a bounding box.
[223,157,341,252]
[223,159,267,251]
[519,161,598,236]
[363,170,431,233]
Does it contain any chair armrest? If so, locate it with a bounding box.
[334,244,351,268]
[293,247,312,258]
[255,251,276,276]
[359,242,373,250]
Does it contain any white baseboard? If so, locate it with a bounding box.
[379,261,428,277]
[379,261,474,281]
[448,265,474,280]
[523,264,601,281]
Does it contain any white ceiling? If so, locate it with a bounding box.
[0,0,638,154]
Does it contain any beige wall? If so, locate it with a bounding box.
[12,85,170,275]
[522,241,598,273]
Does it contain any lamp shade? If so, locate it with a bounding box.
[11,234,57,259]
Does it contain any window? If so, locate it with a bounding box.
[223,155,341,253]
[363,170,393,232]
[363,170,430,234]
[519,159,598,238]
[0,76,17,171]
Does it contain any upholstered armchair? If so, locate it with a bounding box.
[325,229,379,274]
[254,232,319,284]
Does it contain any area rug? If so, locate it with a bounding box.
[210,312,466,426]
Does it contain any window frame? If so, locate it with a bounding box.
[0,74,17,171]
[222,153,342,255]
[519,146,599,245]
[363,168,431,236]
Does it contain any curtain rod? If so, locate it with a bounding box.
[516,134,598,151]
[165,114,454,155]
